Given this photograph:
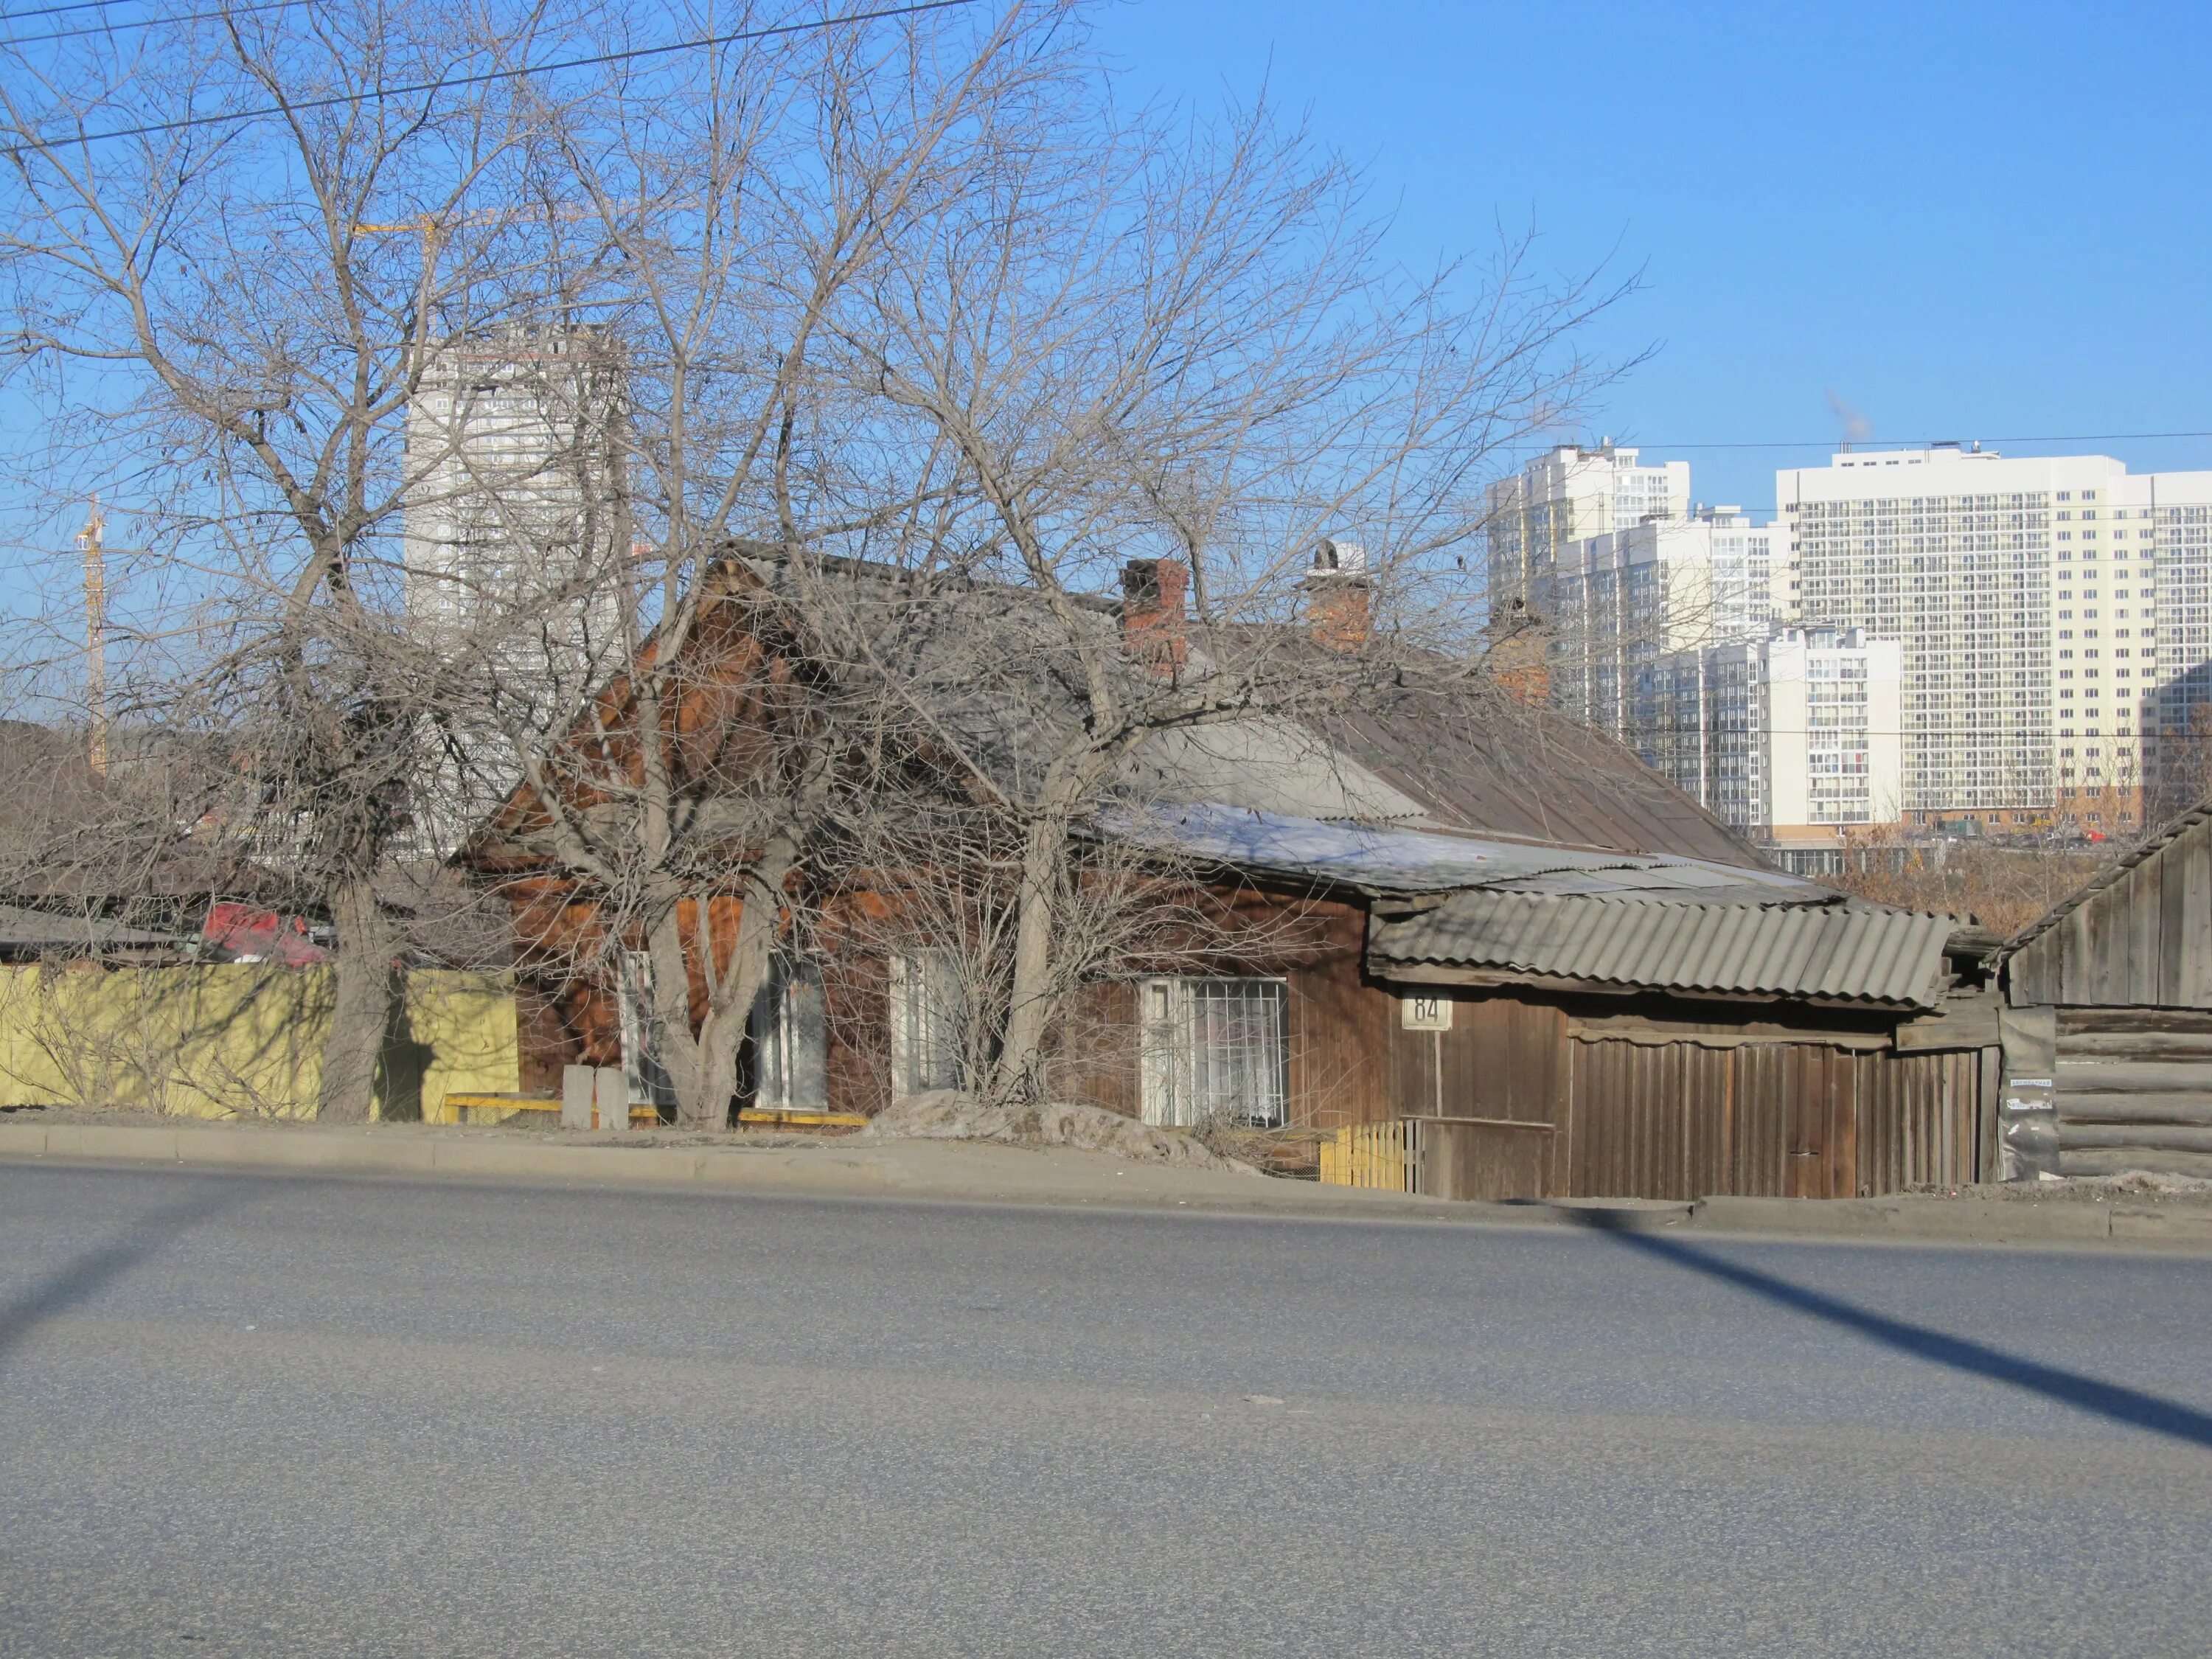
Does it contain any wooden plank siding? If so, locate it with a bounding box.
[1380,987,1981,1200]
[498,859,1983,1194]
[2011,813,2212,1007]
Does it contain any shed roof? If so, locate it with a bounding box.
[1368,888,1957,1009]
[1996,797,2212,964]
[0,902,192,958]
[1120,804,1953,1008]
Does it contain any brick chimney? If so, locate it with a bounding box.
[1121,558,1188,678]
[1304,538,1371,653]
[1488,609,1552,704]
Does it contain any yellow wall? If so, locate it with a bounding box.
[0,964,518,1120]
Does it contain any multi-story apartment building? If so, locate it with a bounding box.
[402,324,629,851]
[403,324,625,672]
[1484,442,1690,622]
[1780,445,2212,833]
[1646,627,1904,840]
[1548,507,1790,740]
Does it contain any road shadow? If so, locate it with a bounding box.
[0,1178,241,1364]
[1581,1222,2212,1450]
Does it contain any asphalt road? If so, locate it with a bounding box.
[4,1164,2211,1658]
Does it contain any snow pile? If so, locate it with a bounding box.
[2081,1169,2212,1199]
[862,1090,1259,1174]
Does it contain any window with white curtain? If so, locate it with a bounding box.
[616,949,673,1109]
[889,950,964,1098]
[1138,977,1289,1129]
[750,956,827,1111]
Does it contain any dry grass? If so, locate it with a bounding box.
[1826,842,2121,936]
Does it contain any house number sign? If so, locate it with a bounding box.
[1401,992,1453,1032]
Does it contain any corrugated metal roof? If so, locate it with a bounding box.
[1370,889,1955,1009]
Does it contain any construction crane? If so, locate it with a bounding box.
[76,497,107,776]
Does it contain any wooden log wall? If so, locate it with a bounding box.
[2051,1007,2212,1180]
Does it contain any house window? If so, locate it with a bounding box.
[617,950,673,1109]
[1138,976,1289,1129]
[751,956,827,1111]
[889,950,964,1098]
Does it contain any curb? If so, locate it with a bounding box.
[4,1119,2211,1249]
[1689,1193,2212,1248]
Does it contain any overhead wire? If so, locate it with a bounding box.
[3,0,975,151]
[0,0,181,22]
[1,0,296,48]
[1643,431,2212,451]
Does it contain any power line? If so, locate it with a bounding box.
[0,1,172,23]
[1576,431,2212,453]
[1,0,296,48]
[5,0,974,152]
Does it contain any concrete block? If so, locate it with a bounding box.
[594,1068,629,1132]
[0,1120,49,1157]
[561,1065,594,1130]
[431,1140,610,1182]
[1693,1193,2115,1244]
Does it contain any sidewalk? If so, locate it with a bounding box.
[5,1112,2212,1250]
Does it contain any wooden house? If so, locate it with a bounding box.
[471,550,2003,1200]
[1996,801,2212,1180]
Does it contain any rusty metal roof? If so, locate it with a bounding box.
[1370,888,1956,1009]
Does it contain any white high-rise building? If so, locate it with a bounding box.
[1650,627,1905,838]
[402,325,629,850]
[403,324,625,671]
[1548,507,1791,740]
[1484,442,1691,624]
[1780,445,2212,832]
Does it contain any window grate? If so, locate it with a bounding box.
[1141,977,1289,1129]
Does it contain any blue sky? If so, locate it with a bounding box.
[1093,0,2212,516]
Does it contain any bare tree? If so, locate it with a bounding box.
[0,2,608,1119]
[3,0,1623,1133]
[844,86,1625,1102]
[439,3,1093,1128]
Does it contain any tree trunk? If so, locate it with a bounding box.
[647,842,799,1130]
[318,872,394,1123]
[991,810,1067,1106]
[643,902,706,1123]
[689,852,790,1126]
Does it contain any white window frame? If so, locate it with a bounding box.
[616,949,672,1109]
[1138,976,1290,1129]
[751,956,828,1112]
[888,950,964,1099]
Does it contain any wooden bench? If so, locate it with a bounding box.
[438,1093,557,1125]
[439,1093,661,1128]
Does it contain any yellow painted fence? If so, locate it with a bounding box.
[0,964,518,1121]
[1318,1119,1420,1192]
